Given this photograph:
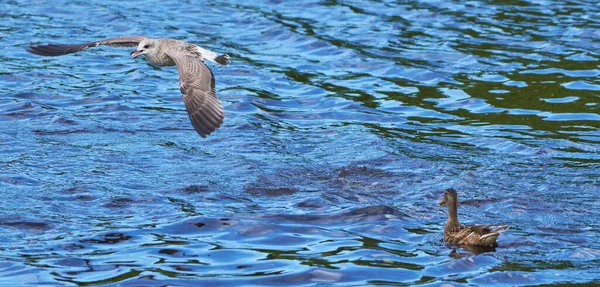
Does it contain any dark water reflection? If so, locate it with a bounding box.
[1,0,600,286]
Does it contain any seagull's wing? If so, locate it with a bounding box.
[166,50,224,138]
[27,36,149,56]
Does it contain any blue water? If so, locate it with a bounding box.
[1,0,600,286]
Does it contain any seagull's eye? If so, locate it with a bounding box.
[143,44,149,49]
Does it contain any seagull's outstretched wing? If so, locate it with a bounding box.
[27,36,149,56]
[166,50,224,138]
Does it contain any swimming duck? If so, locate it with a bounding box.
[439,188,509,247]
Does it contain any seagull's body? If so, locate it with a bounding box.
[27,36,230,138]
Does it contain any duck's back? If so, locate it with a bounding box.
[445,224,510,247]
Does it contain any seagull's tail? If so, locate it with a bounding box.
[196,46,231,66]
[215,54,231,65]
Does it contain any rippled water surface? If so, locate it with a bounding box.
[1,0,600,286]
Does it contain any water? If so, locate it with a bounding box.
[1,0,599,286]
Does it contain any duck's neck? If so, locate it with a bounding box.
[446,202,461,231]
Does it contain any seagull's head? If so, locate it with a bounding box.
[131,39,157,59]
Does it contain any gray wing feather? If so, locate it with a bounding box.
[27,36,149,56]
[166,51,224,138]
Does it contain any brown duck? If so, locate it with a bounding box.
[439,188,510,247]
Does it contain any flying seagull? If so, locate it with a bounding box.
[27,36,230,138]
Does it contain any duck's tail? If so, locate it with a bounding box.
[465,225,510,247]
[490,225,510,234]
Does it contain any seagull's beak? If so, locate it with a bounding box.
[438,199,445,205]
[130,50,142,59]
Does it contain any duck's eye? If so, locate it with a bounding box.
[143,44,149,49]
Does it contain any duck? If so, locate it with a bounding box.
[439,188,509,247]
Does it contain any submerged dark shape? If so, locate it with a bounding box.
[439,188,510,247]
[27,36,231,138]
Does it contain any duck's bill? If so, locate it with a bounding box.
[438,199,445,205]
[130,50,142,59]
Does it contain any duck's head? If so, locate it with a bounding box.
[131,39,158,59]
[438,188,458,207]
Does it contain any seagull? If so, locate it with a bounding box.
[27,36,230,138]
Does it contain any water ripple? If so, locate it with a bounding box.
[1,0,599,285]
